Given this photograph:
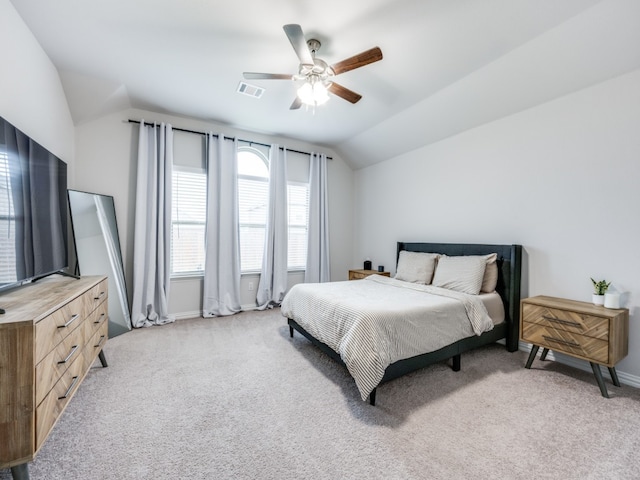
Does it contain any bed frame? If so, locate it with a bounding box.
[287,242,523,405]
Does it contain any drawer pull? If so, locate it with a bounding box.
[58,345,79,364]
[94,335,106,348]
[543,335,581,349]
[542,316,582,328]
[58,375,79,400]
[94,291,106,301]
[58,314,79,328]
[94,312,106,324]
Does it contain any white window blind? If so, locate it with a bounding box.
[0,152,17,283]
[287,182,309,270]
[238,149,269,272]
[171,168,207,275]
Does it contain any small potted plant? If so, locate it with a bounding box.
[591,278,610,306]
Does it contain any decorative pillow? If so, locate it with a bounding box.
[395,251,439,284]
[431,255,487,295]
[481,253,499,293]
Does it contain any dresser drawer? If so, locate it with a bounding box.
[35,319,88,406]
[84,301,108,343]
[521,302,609,340]
[34,295,86,364]
[84,280,108,317]
[84,320,108,371]
[35,351,86,450]
[522,321,609,364]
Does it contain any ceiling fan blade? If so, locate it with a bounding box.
[290,97,302,110]
[243,72,293,80]
[328,83,362,104]
[283,24,314,67]
[330,47,383,75]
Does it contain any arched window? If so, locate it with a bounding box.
[237,148,268,177]
[237,148,269,272]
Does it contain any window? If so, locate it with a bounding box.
[237,149,269,272]
[237,148,309,273]
[171,167,207,275]
[287,182,309,270]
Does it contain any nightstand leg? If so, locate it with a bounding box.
[540,348,549,361]
[590,362,609,398]
[525,345,539,369]
[608,367,621,387]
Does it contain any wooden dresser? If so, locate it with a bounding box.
[520,295,628,397]
[0,275,108,479]
[348,269,391,280]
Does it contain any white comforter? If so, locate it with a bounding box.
[281,275,494,400]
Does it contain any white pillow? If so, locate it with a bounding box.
[432,255,487,295]
[395,251,439,284]
[481,253,498,293]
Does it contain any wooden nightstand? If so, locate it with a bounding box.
[348,269,391,280]
[520,295,629,398]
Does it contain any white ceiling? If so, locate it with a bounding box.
[9,0,640,169]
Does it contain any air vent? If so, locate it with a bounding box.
[237,82,265,99]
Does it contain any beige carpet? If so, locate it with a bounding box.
[2,308,640,480]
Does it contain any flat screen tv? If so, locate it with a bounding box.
[0,115,69,293]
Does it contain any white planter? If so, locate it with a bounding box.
[592,294,605,306]
[604,292,620,309]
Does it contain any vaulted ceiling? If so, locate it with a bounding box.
[9,0,640,169]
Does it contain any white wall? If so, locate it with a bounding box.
[0,0,74,165]
[74,108,353,317]
[353,68,640,380]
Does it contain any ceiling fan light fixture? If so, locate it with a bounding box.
[297,77,330,107]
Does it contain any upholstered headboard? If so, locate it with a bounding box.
[396,242,523,351]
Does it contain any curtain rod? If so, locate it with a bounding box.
[127,119,332,160]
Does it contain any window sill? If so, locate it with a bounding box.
[170,269,305,280]
[171,273,204,280]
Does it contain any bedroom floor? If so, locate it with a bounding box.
[3,308,639,480]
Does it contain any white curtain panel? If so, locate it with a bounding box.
[256,145,289,309]
[305,152,331,283]
[131,121,175,327]
[202,133,242,316]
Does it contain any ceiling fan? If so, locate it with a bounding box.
[243,24,383,110]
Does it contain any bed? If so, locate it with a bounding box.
[282,242,522,405]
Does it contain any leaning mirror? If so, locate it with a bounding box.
[68,189,132,337]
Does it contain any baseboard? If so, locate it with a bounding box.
[172,305,262,320]
[241,304,261,311]
[173,310,202,320]
[518,341,640,388]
